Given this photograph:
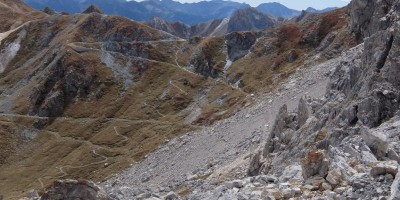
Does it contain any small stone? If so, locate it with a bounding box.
[164,191,180,200]
[322,183,333,191]
[302,184,317,191]
[224,181,234,189]
[266,184,277,189]
[293,187,301,195]
[279,182,291,188]
[326,168,342,185]
[385,173,394,182]
[334,187,347,194]
[232,180,244,188]
[267,189,282,199]
[237,192,249,200]
[137,193,151,200]
[141,176,150,183]
[250,190,263,197]
[282,188,295,198]
[307,176,325,188]
[253,182,262,187]
[326,191,337,199]
[370,161,399,177]
[264,175,278,183]
[28,189,39,198]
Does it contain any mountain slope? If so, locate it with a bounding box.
[0,1,251,198]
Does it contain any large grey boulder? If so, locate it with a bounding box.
[390,171,400,200]
[297,98,310,128]
[370,161,399,178]
[361,127,390,158]
[41,179,110,200]
[263,104,298,155]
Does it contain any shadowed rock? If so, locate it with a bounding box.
[83,4,104,14]
[41,179,110,200]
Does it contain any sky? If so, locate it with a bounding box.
[135,0,351,10]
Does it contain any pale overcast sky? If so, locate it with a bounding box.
[135,0,351,10]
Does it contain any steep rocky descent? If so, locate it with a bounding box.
[244,0,400,199]
[101,32,340,200]
[95,0,400,197]
[0,1,250,198]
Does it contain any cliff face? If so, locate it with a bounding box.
[247,0,400,199]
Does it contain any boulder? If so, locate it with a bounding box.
[164,192,181,200]
[370,161,399,178]
[297,97,310,128]
[326,168,342,186]
[301,150,329,179]
[248,151,262,176]
[390,171,400,200]
[282,188,295,198]
[361,127,389,158]
[266,188,282,199]
[41,179,110,200]
[232,180,244,188]
[322,182,333,191]
[264,104,298,155]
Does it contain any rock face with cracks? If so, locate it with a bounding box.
[246,0,400,199]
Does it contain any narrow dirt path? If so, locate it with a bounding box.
[36,123,129,189]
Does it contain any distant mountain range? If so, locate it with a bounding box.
[23,0,339,24]
[145,7,279,38]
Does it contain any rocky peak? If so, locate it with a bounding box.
[82,4,104,14]
[228,7,277,32]
[42,6,55,15]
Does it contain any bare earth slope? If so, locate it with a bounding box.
[102,48,341,198]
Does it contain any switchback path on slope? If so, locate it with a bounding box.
[102,46,351,196]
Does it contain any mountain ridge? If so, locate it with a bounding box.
[23,0,342,24]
